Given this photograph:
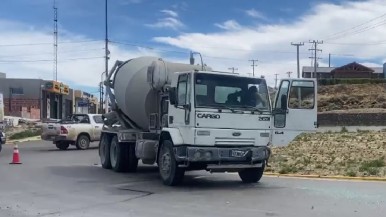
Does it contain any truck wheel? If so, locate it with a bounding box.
[126,143,138,172]
[76,135,90,150]
[238,165,265,183]
[99,134,112,169]
[158,140,185,186]
[110,136,128,172]
[56,142,69,150]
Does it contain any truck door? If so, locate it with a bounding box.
[271,79,317,147]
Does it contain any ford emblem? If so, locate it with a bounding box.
[232,132,241,136]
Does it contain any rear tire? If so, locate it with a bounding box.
[76,135,90,150]
[56,142,69,150]
[110,136,128,172]
[158,140,185,186]
[99,134,112,169]
[238,164,265,183]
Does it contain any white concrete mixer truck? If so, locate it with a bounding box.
[99,56,318,186]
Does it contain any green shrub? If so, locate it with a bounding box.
[278,164,298,174]
[9,129,42,140]
[345,170,356,177]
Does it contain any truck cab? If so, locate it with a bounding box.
[158,70,317,185]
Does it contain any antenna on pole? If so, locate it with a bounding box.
[53,0,58,81]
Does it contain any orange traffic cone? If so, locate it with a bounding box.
[10,144,22,164]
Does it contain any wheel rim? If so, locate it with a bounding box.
[79,138,87,148]
[110,140,117,167]
[160,148,172,179]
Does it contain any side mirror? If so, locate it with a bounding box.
[169,87,177,105]
[280,94,288,110]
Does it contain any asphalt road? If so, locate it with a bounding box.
[0,141,385,217]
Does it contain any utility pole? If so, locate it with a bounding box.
[228,67,238,73]
[249,59,258,77]
[104,0,110,114]
[53,0,58,81]
[328,53,331,67]
[291,42,304,78]
[274,73,279,89]
[286,71,293,78]
[308,40,323,78]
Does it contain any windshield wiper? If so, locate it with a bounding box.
[239,105,264,113]
[203,104,238,113]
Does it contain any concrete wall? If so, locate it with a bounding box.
[318,112,386,126]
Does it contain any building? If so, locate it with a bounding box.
[0,72,6,78]
[74,90,99,114]
[0,77,72,120]
[302,62,386,79]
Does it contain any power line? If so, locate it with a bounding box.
[228,67,238,73]
[0,56,104,63]
[308,40,323,78]
[249,59,258,77]
[0,40,102,47]
[291,42,304,78]
[323,12,386,40]
[0,48,104,58]
[53,0,58,81]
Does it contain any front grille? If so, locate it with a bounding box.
[215,137,255,146]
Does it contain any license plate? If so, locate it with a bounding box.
[230,150,247,157]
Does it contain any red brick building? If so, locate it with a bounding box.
[302,62,385,79]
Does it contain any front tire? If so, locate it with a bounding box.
[56,142,69,150]
[238,164,265,183]
[158,140,185,186]
[76,135,90,150]
[99,134,112,169]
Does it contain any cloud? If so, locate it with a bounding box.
[0,19,160,88]
[214,20,242,30]
[153,0,386,85]
[245,9,266,19]
[146,17,184,30]
[161,9,178,17]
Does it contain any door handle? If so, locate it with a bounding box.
[275,131,284,135]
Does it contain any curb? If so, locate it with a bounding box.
[264,172,386,182]
[5,136,42,144]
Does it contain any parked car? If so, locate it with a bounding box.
[41,114,103,150]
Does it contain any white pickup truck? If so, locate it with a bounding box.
[41,114,103,150]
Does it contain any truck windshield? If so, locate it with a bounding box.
[195,73,270,111]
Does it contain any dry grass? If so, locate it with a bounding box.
[318,83,386,112]
[268,131,386,177]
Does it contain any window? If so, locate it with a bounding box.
[288,81,315,109]
[195,73,270,111]
[214,86,241,103]
[274,80,290,110]
[93,115,103,124]
[10,87,24,95]
[177,74,188,106]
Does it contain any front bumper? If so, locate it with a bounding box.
[174,146,270,164]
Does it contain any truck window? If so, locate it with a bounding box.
[195,73,270,111]
[274,80,290,110]
[177,74,188,106]
[93,115,103,124]
[288,81,315,109]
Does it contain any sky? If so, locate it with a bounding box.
[1,0,386,94]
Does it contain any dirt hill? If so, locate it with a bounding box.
[318,83,386,112]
